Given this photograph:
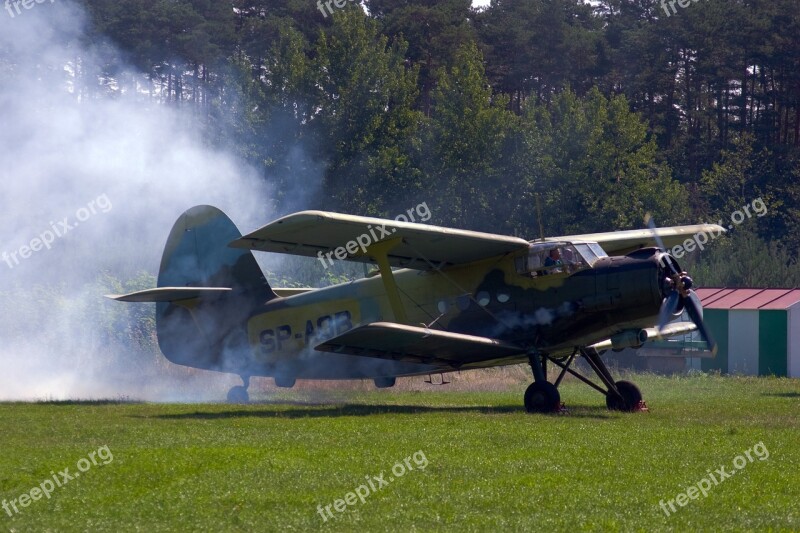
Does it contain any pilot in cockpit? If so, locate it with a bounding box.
[543,248,562,273]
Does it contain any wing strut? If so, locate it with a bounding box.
[366,236,408,324]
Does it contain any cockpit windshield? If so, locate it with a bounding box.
[515,241,608,277]
[573,243,608,266]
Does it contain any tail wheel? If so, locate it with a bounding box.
[374,377,396,388]
[524,382,561,413]
[227,385,249,403]
[275,376,296,388]
[606,380,643,411]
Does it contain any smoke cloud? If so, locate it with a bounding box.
[0,2,298,400]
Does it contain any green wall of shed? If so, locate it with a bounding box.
[702,309,728,373]
[759,310,788,376]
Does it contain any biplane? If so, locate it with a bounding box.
[109,206,720,412]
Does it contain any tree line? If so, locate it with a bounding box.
[71,0,800,285]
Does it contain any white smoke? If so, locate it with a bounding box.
[0,2,303,400]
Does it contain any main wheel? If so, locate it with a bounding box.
[374,377,396,388]
[274,376,296,388]
[227,385,249,404]
[524,382,561,413]
[605,380,643,411]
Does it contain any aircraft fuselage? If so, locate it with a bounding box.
[240,251,665,380]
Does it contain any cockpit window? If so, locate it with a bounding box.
[515,241,605,277]
[573,243,608,266]
[588,243,609,260]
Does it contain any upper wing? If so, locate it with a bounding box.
[315,322,525,368]
[228,210,530,270]
[229,210,724,269]
[551,224,725,256]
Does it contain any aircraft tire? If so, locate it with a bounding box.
[524,382,561,413]
[605,380,643,411]
[275,376,296,388]
[227,385,249,403]
[374,377,396,388]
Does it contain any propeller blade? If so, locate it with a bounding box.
[684,292,717,356]
[646,213,680,276]
[659,252,681,276]
[645,213,668,251]
[657,291,681,332]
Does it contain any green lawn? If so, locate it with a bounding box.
[0,373,798,532]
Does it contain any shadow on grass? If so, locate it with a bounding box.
[4,399,145,405]
[143,403,613,420]
[761,392,800,398]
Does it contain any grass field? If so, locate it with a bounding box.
[0,372,798,532]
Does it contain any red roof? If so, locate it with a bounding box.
[696,288,800,310]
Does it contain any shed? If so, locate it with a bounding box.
[696,288,800,377]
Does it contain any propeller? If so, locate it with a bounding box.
[645,214,717,356]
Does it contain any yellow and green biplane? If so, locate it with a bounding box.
[109,206,721,413]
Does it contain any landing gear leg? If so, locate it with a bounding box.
[524,351,561,413]
[227,375,250,403]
